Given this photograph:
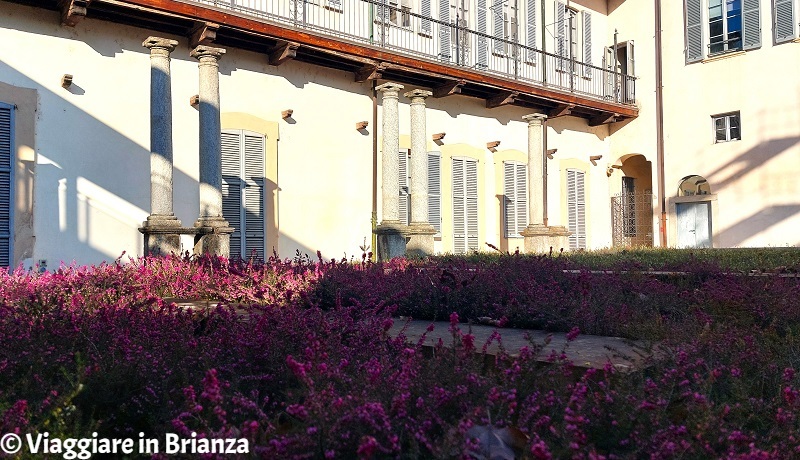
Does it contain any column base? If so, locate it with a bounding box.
[140,215,183,256]
[405,222,437,258]
[374,221,407,261]
[521,224,571,254]
[193,217,235,258]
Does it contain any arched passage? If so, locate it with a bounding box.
[610,154,654,247]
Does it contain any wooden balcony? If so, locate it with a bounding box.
[14,0,638,123]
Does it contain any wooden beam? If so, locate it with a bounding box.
[432,79,466,98]
[59,0,90,27]
[354,63,386,82]
[588,112,619,127]
[548,103,575,118]
[189,22,219,48]
[269,41,299,66]
[486,91,518,109]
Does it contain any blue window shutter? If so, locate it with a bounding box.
[0,103,13,267]
[742,0,761,50]
[685,0,703,63]
[477,0,489,68]
[427,152,441,234]
[774,0,796,43]
[525,0,537,62]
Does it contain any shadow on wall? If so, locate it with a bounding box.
[706,136,800,191]
[717,204,800,247]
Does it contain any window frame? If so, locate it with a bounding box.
[708,0,743,55]
[711,111,741,143]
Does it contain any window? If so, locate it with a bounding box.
[678,175,712,196]
[685,0,760,63]
[453,157,478,253]
[621,176,636,237]
[390,0,412,27]
[221,130,266,260]
[774,0,799,43]
[398,150,441,232]
[555,2,592,70]
[712,112,740,142]
[503,161,528,238]
[0,102,13,267]
[566,169,586,250]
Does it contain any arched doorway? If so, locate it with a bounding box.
[675,175,713,248]
[610,154,654,247]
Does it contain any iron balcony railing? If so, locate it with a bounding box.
[191,0,636,105]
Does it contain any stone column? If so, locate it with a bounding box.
[190,45,233,257]
[140,37,181,256]
[520,113,569,252]
[404,89,436,257]
[374,82,407,261]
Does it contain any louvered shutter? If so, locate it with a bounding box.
[493,0,505,54]
[221,131,242,258]
[566,169,586,250]
[398,150,410,225]
[685,0,703,63]
[465,159,479,251]
[421,0,432,34]
[774,0,796,43]
[452,158,465,253]
[603,46,615,99]
[428,152,441,233]
[327,0,341,10]
[515,163,528,235]
[439,0,451,61]
[525,0,537,62]
[477,0,489,68]
[582,10,592,76]
[0,103,13,267]
[556,1,567,69]
[504,162,528,238]
[243,133,266,260]
[742,0,761,50]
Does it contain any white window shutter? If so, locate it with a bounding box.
[742,0,761,50]
[398,150,410,225]
[685,0,703,63]
[774,0,796,43]
[582,10,592,76]
[626,40,635,76]
[515,163,528,235]
[566,169,586,250]
[243,133,266,260]
[465,159,479,251]
[477,0,489,68]
[556,1,567,69]
[421,0,432,34]
[492,0,505,54]
[452,158,465,253]
[427,152,441,233]
[503,162,515,238]
[439,0,451,61]
[221,131,242,259]
[525,0,537,62]
[0,103,13,267]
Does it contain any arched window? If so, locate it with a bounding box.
[678,175,711,196]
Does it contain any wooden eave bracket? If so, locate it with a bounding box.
[189,22,220,48]
[59,0,91,27]
[588,112,620,127]
[269,41,300,66]
[486,91,519,109]
[548,103,575,118]
[354,63,387,82]
[432,79,466,98]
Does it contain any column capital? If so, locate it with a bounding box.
[522,113,548,125]
[143,37,179,53]
[404,89,433,102]
[190,45,226,61]
[376,82,405,94]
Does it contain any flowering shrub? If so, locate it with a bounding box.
[0,252,798,457]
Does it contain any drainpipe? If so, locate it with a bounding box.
[655,0,667,247]
[371,80,378,260]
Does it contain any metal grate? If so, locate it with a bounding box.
[611,193,654,248]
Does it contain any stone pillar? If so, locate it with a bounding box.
[520,113,569,252]
[374,82,407,261]
[140,36,181,256]
[190,45,233,257]
[404,89,436,257]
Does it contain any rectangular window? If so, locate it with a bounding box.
[712,112,740,142]
[453,157,478,253]
[222,130,266,260]
[503,161,528,238]
[555,2,590,70]
[566,169,586,250]
[686,0,760,63]
[0,102,13,267]
[390,0,412,27]
[709,0,742,54]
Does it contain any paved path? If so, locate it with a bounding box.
[388,319,652,371]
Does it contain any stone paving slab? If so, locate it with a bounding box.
[389,319,652,371]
